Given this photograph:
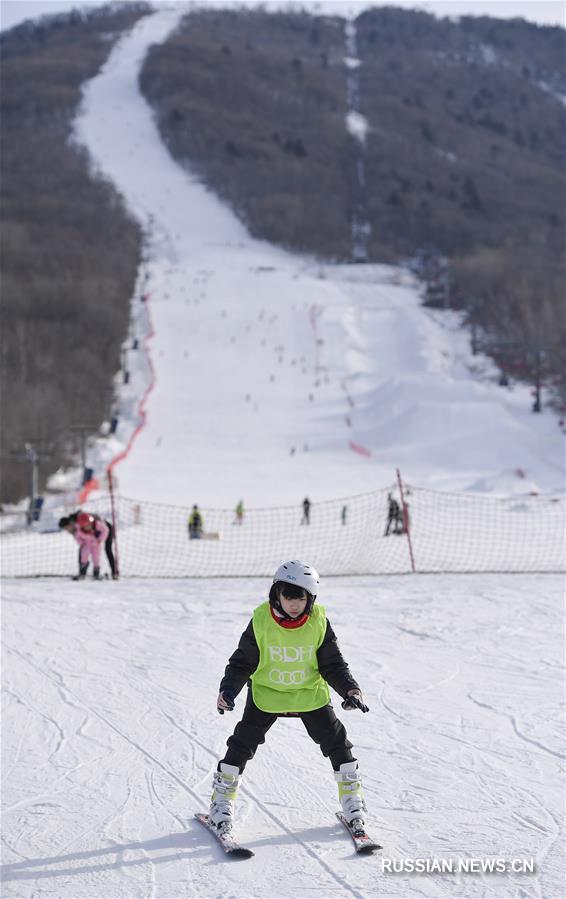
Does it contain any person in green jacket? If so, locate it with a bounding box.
[208,560,369,837]
[233,499,244,525]
[188,505,203,539]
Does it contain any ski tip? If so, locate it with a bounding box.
[229,847,255,859]
[356,842,382,855]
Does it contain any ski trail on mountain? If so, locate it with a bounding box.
[70,8,564,505]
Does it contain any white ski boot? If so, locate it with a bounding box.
[209,763,240,833]
[335,761,366,831]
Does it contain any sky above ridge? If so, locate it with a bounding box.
[1,0,564,32]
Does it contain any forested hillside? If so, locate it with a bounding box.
[355,8,565,399]
[0,3,149,503]
[140,7,565,410]
[140,9,351,259]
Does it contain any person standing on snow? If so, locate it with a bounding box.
[384,493,402,536]
[73,512,109,580]
[234,500,244,525]
[188,505,204,539]
[208,560,370,838]
[59,511,118,579]
[301,497,311,525]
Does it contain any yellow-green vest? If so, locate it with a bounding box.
[250,602,330,713]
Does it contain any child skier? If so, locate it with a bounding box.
[73,512,109,580]
[59,511,118,579]
[209,560,369,837]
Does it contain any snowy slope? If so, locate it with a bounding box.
[2,9,565,899]
[70,7,564,508]
[2,574,564,898]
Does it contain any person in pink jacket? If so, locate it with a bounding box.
[74,512,109,580]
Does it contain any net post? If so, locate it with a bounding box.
[107,468,120,578]
[396,468,416,572]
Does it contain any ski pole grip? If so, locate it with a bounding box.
[218,690,235,715]
[341,695,370,713]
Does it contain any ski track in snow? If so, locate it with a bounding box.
[1,574,564,898]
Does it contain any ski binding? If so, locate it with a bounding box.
[195,812,254,859]
[336,812,382,854]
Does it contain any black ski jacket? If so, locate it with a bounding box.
[219,614,360,701]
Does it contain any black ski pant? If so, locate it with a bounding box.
[104,523,117,576]
[221,690,354,773]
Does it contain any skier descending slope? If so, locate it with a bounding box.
[197,561,380,855]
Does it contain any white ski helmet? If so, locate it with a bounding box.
[273,560,319,599]
[269,560,320,618]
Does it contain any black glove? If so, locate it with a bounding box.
[217,688,236,715]
[341,694,370,713]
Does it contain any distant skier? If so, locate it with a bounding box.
[208,560,370,839]
[59,510,117,579]
[72,512,109,580]
[233,500,244,525]
[188,505,204,539]
[384,493,403,536]
[341,504,347,526]
[301,496,311,525]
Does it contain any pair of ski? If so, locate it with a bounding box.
[195,812,382,859]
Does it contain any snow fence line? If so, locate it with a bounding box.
[1,483,563,578]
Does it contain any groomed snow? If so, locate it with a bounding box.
[2,574,564,897]
[3,575,564,899]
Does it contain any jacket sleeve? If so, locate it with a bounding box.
[317,620,360,699]
[94,521,109,543]
[96,519,108,543]
[219,619,259,697]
